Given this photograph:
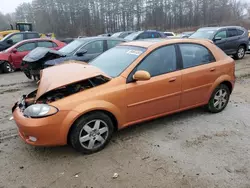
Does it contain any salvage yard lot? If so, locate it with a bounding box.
[0,56,250,188]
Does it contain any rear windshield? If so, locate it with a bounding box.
[90,46,146,77]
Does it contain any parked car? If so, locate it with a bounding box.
[190,26,249,59]
[12,39,235,154]
[111,31,134,38]
[124,30,166,40]
[22,37,126,80]
[0,38,65,73]
[163,32,176,37]
[0,32,40,52]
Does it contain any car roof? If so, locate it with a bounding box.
[199,26,244,31]
[120,38,213,48]
[76,36,127,42]
[9,38,57,49]
[13,31,39,34]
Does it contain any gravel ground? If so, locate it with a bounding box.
[0,56,250,188]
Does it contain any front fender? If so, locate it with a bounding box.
[72,100,124,128]
[206,75,234,102]
[0,53,10,63]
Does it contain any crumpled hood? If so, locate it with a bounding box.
[36,61,111,100]
[23,47,65,63]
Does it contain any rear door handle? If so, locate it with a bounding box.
[210,68,216,72]
[169,77,176,82]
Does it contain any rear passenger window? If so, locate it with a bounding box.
[26,33,39,39]
[179,44,215,69]
[135,45,177,77]
[151,32,161,38]
[38,41,55,48]
[237,29,244,36]
[228,29,238,37]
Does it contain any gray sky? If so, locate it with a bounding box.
[0,0,32,14]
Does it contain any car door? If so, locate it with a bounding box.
[179,43,220,109]
[226,28,240,54]
[76,40,104,62]
[126,45,182,123]
[11,42,37,68]
[213,30,228,53]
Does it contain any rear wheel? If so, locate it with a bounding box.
[69,112,114,154]
[206,84,230,113]
[234,45,245,60]
[2,62,14,73]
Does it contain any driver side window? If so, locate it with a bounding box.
[215,30,227,39]
[17,42,36,52]
[83,41,104,54]
[134,45,177,77]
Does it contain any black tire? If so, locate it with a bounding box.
[2,62,14,73]
[206,84,230,113]
[69,112,114,154]
[233,45,245,60]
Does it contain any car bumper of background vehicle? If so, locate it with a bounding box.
[13,107,79,146]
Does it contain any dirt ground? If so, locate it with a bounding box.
[0,55,250,188]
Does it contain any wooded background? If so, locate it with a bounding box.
[0,0,249,38]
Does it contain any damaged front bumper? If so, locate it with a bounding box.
[12,95,79,147]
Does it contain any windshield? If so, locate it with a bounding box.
[90,46,146,77]
[189,30,215,39]
[124,32,140,40]
[59,40,84,55]
[111,32,122,38]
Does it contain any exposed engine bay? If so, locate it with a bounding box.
[24,75,110,107]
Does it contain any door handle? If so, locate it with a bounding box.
[169,77,176,82]
[210,68,216,72]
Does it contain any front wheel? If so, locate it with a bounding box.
[2,62,14,73]
[234,45,245,60]
[69,112,114,154]
[206,84,230,113]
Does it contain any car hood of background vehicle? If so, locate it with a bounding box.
[23,47,66,63]
[36,61,111,100]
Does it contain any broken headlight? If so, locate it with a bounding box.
[23,104,58,118]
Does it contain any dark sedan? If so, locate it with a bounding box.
[22,37,127,80]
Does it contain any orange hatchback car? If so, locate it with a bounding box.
[12,39,235,154]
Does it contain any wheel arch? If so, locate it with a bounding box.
[67,109,119,145]
[239,43,247,51]
[207,75,234,102]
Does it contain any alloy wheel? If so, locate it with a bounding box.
[79,119,109,150]
[213,89,228,110]
[238,48,245,59]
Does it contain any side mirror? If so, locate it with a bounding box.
[7,39,13,45]
[12,48,17,53]
[133,70,151,81]
[76,49,87,56]
[214,37,222,41]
